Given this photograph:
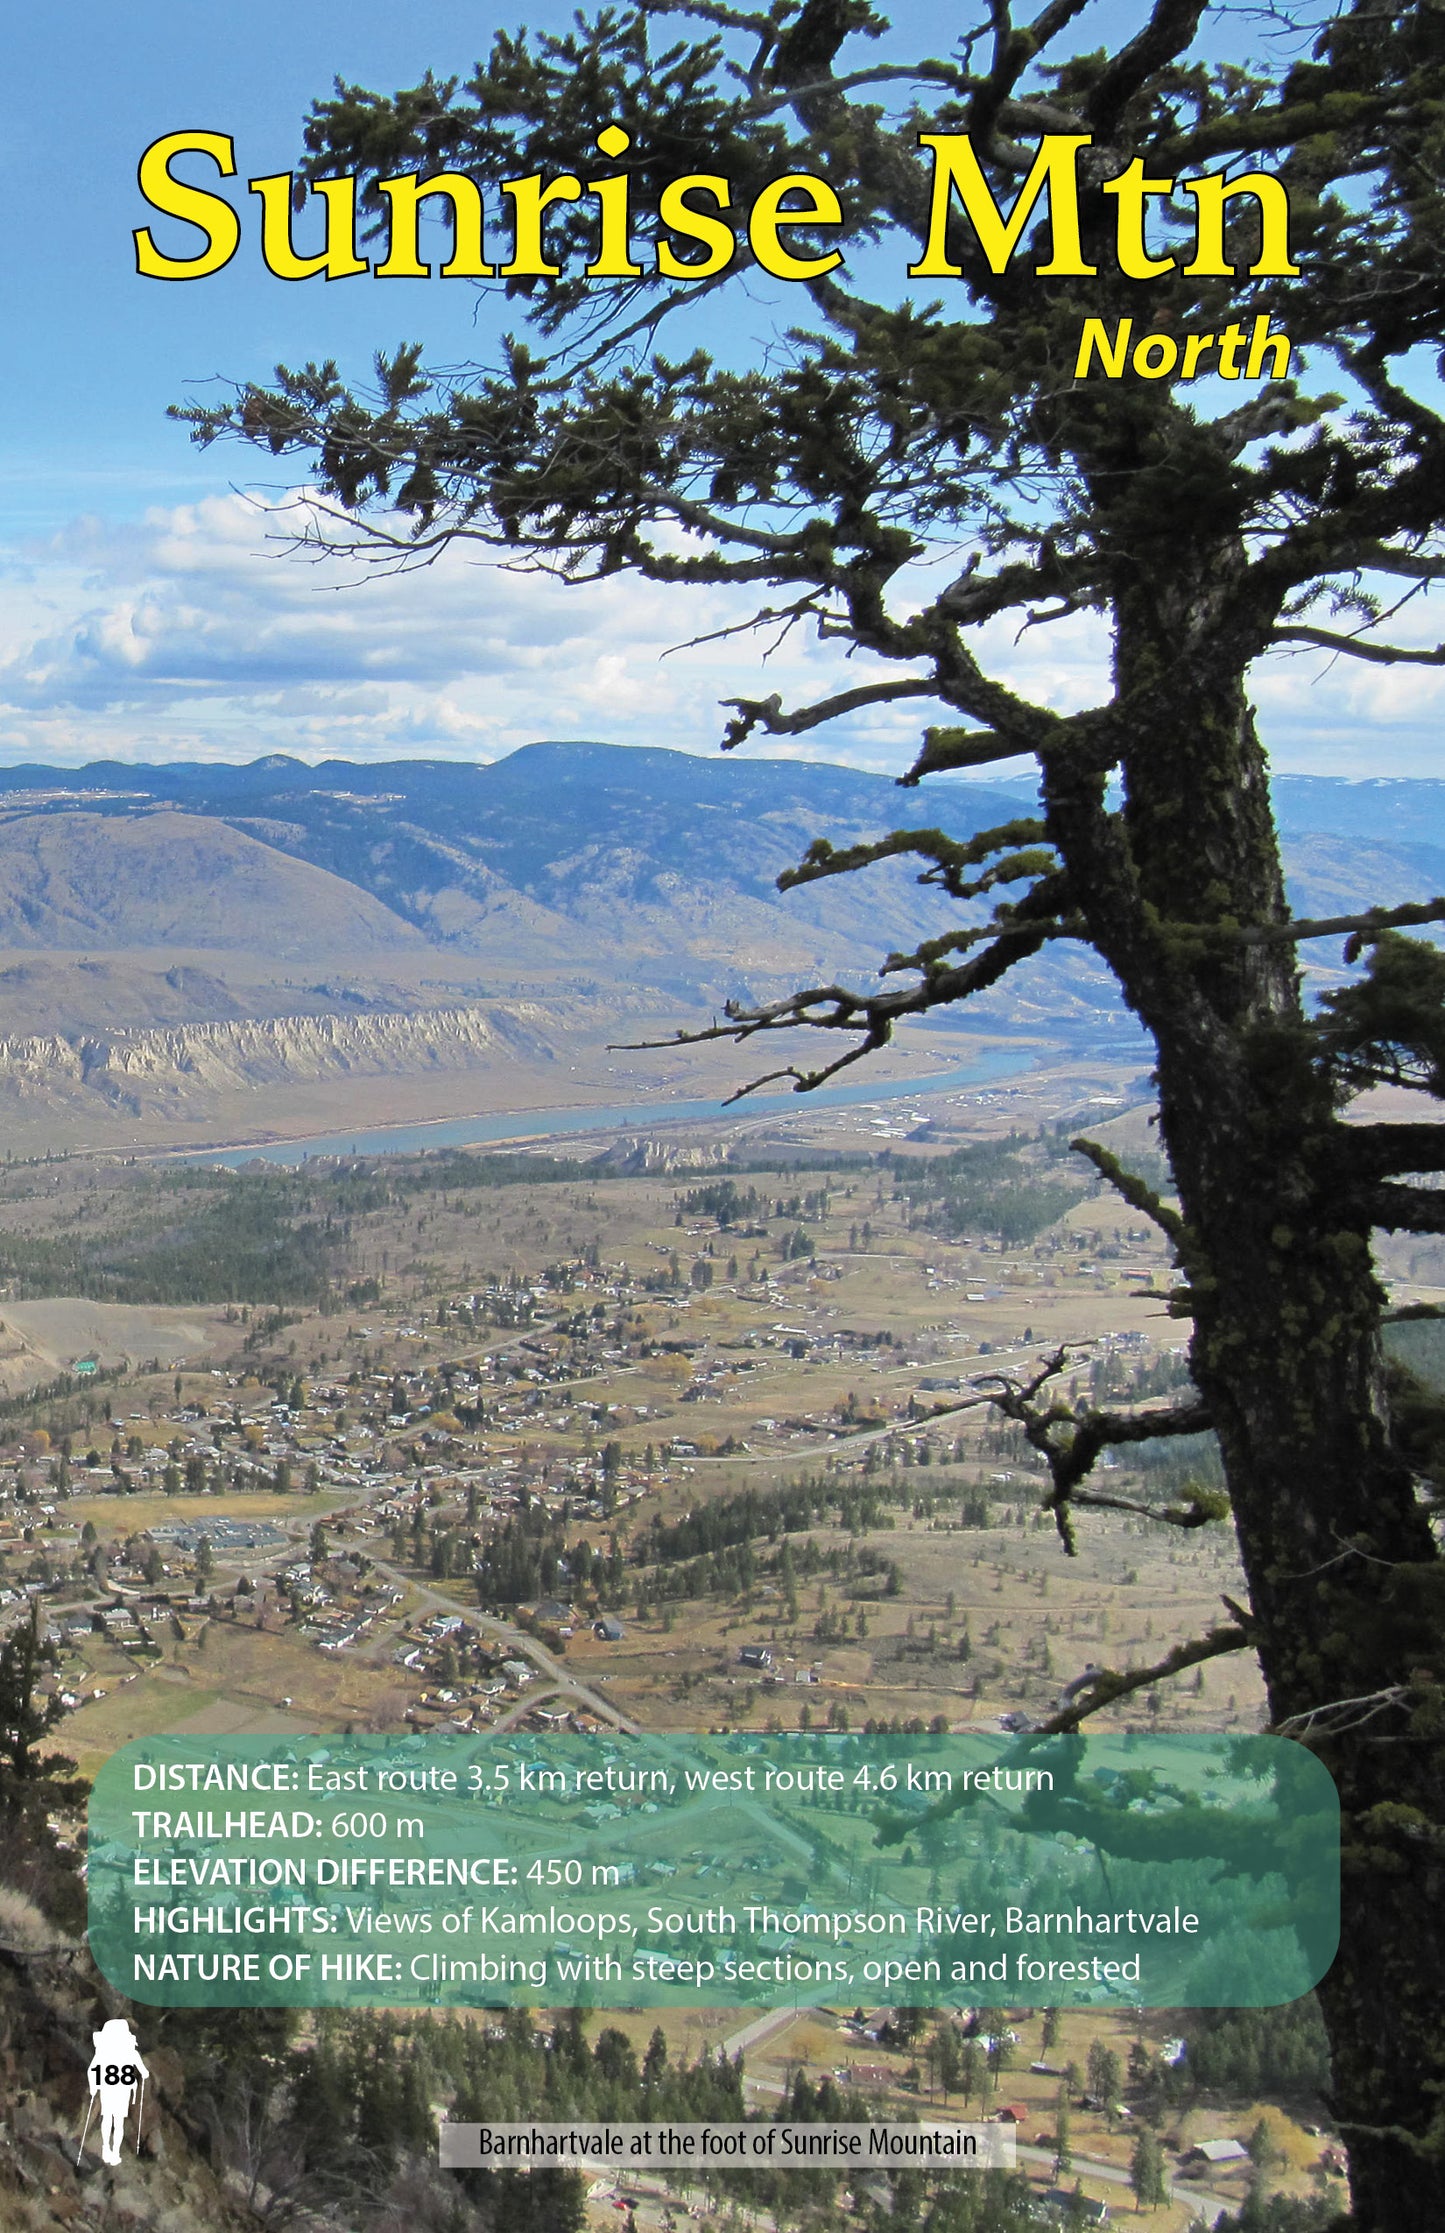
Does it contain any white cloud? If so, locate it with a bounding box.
[0,488,1439,778]
[0,490,931,765]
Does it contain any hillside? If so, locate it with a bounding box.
[0,748,1033,987]
[0,744,1431,1150]
[0,1932,256,2231]
[0,811,423,956]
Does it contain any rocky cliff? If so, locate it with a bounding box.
[0,746,1430,1151]
[0,1005,556,1116]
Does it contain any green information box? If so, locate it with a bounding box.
[89,1732,1338,2011]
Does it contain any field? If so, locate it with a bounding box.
[61,1620,414,1777]
[0,1061,1367,2219]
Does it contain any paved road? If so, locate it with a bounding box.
[722,2003,822,2060]
[677,1356,1054,1467]
[369,1558,643,1734]
[1014,2139,1235,2224]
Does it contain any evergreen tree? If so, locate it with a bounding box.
[933,2021,963,2102]
[1087,2040,1122,2115]
[1249,2116,1278,2170]
[1130,2125,1169,2213]
[0,1601,86,1927]
[187,2,1445,2215]
[1052,2083,1073,2183]
[0,1603,65,1787]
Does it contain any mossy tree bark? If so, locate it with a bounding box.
[1046,609,1445,2224]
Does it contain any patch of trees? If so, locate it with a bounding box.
[890,1133,1094,1245]
[1384,1318,1445,1389]
[473,1512,626,1609]
[1132,1427,1227,1498]
[1212,2197,1343,2233]
[638,1529,899,1614]
[0,1363,124,1433]
[679,1177,767,1226]
[0,1604,87,1934]
[641,1475,913,1565]
[390,1148,602,1196]
[1181,2000,1332,2099]
[0,1150,624,1310]
[0,1175,339,1305]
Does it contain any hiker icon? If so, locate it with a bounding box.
[83,2019,149,2165]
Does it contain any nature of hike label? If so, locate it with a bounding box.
[89,1732,1338,2010]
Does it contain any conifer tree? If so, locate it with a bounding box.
[1053,2083,1073,2184]
[1130,2125,1169,2213]
[188,2,1445,2218]
[0,1602,64,1787]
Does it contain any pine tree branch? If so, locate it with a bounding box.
[899,727,1027,777]
[619,913,1067,1090]
[643,0,778,34]
[778,822,1054,905]
[1086,0,1208,140]
[896,701,1114,788]
[1069,1137,1187,1247]
[720,677,938,750]
[1227,898,1445,947]
[1271,626,1445,666]
[1034,1623,1252,1733]
[1270,1685,1411,1739]
[1067,1481,1229,1528]
[1343,1125,1445,1180]
[1368,1183,1445,1234]
[973,1348,1216,1554]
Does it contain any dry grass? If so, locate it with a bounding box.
[0,1883,71,1953]
[63,1488,344,1536]
[62,1617,411,1775]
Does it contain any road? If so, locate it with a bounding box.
[1014,2139,1235,2224]
[722,2003,822,2060]
[678,1348,1057,1466]
[369,1557,643,1734]
[728,2031,1238,2230]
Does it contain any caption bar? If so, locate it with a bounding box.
[437,2121,1016,2170]
[89,1732,1338,2010]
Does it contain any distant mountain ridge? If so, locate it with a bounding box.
[0,746,1035,994]
[0,742,1435,965]
[1,738,1439,835]
[0,743,1434,1151]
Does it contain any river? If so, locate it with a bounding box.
[189,1043,1036,1168]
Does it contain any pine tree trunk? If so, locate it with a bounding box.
[1168,1118,1445,2233]
[1043,627,1445,2229]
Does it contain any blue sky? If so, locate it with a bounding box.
[0,0,1439,777]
